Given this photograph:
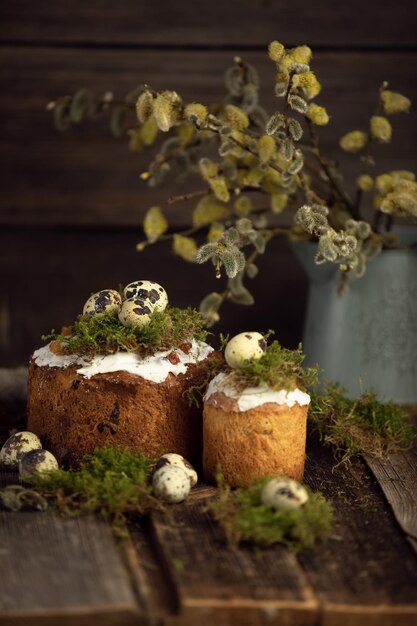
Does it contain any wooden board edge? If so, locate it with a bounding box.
[0,606,139,626]
[322,603,417,626]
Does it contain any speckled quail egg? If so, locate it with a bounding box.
[261,477,309,511]
[0,431,42,470]
[118,297,154,328]
[155,453,198,487]
[152,464,191,503]
[83,289,122,317]
[123,281,168,313]
[19,449,59,479]
[224,332,266,369]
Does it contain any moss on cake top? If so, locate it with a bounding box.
[221,331,318,391]
[45,307,209,357]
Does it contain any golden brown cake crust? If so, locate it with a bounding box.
[203,396,307,487]
[27,355,215,468]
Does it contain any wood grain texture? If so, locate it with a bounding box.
[0,512,139,625]
[0,48,416,226]
[300,435,417,626]
[364,449,417,545]
[0,0,416,47]
[149,501,319,626]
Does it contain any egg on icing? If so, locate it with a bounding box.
[224,332,266,369]
[152,464,191,503]
[118,297,154,328]
[123,281,168,312]
[0,431,42,470]
[19,449,59,479]
[155,453,198,487]
[261,477,309,511]
[83,289,122,317]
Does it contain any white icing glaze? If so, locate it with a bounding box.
[32,340,213,384]
[204,371,310,411]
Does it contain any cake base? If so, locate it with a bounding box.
[203,400,307,487]
[27,357,213,468]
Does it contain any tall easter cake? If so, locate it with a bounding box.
[203,332,313,487]
[27,281,217,467]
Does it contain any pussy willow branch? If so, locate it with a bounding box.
[306,119,356,216]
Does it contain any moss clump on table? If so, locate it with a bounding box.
[208,474,334,551]
[27,447,156,526]
[308,383,416,462]
[226,338,319,391]
[43,306,209,357]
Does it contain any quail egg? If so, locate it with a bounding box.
[224,332,266,369]
[118,297,154,328]
[123,281,168,312]
[83,289,122,317]
[0,431,42,470]
[155,453,198,487]
[261,477,309,511]
[19,449,59,479]
[152,464,191,503]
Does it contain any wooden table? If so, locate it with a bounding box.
[1,427,416,625]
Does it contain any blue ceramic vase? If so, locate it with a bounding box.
[292,230,417,403]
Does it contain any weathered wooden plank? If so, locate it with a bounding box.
[0,48,416,226]
[364,449,417,545]
[0,0,416,48]
[148,499,319,626]
[0,510,140,625]
[300,436,417,626]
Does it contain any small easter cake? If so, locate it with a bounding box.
[27,281,218,467]
[203,332,316,487]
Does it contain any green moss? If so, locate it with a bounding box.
[27,447,156,524]
[43,306,209,357]
[208,473,334,551]
[308,383,416,462]
[229,340,319,391]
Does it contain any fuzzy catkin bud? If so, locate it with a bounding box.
[293,71,322,100]
[199,158,218,180]
[381,90,411,115]
[357,175,374,192]
[207,222,225,242]
[193,195,229,227]
[287,118,303,141]
[339,130,368,153]
[136,90,154,123]
[370,116,392,143]
[153,91,181,132]
[143,206,168,243]
[288,45,312,65]
[257,135,276,162]
[375,174,393,195]
[306,104,329,126]
[208,176,231,202]
[173,234,198,262]
[224,105,249,130]
[268,40,285,62]
[234,195,253,215]
[288,95,308,114]
[184,103,209,125]
[266,113,284,135]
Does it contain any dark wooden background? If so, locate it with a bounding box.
[1,1,417,366]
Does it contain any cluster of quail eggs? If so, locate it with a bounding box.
[224,331,267,369]
[82,280,168,329]
[0,431,59,479]
[260,477,309,511]
[151,453,198,504]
